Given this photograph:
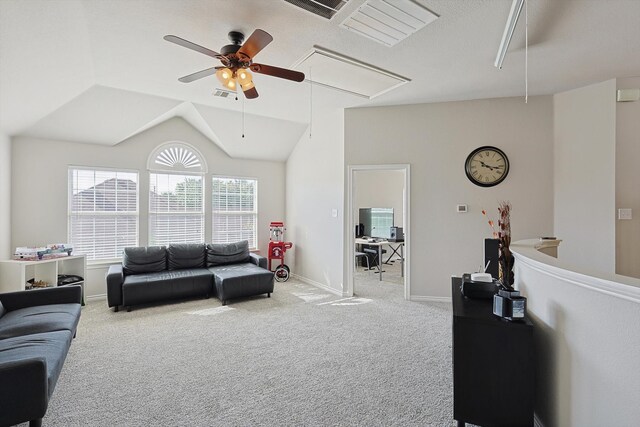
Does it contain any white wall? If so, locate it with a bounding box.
[0,133,10,259]
[285,91,345,294]
[354,170,404,229]
[11,117,285,298]
[554,79,617,275]
[345,96,555,299]
[0,0,94,135]
[615,77,640,279]
[514,244,640,427]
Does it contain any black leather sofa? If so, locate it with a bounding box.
[0,285,82,427]
[106,241,274,311]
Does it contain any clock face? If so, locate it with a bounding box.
[465,146,510,187]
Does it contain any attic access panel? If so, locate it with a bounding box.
[292,46,410,98]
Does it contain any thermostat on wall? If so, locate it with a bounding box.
[618,208,632,220]
[457,204,468,213]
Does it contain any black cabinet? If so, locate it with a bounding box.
[451,277,534,427]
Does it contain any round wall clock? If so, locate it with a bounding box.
[464,146,510,187]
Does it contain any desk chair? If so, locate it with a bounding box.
[355,251,370,270]
[363,247,386,274]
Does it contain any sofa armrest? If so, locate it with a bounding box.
[249,253,268,270]
[0,358,48,426]
[0,285,81,312]
[106,264,124,308]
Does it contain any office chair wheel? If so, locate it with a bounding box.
[274,265,290,282]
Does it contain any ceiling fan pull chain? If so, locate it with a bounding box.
[242,93,245,138]
[309,67,313,139]
[525,0,528,104]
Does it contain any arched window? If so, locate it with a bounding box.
[147,142,206,246]
[147,142,207,173]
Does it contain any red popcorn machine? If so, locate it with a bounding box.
[268,221,293,282]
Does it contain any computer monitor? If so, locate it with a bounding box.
[358,208,394,239]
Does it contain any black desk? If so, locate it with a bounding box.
[451,277,534,427]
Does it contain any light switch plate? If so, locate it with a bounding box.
[331,209,338,218]
[618,208,632,220]
[617,89,640,102]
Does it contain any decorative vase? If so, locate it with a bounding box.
[498,253,515,289]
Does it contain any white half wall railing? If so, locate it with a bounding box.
[512,239,640,427]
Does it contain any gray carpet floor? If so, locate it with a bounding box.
[29,266,455,426]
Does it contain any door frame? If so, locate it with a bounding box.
[345,164,410,299]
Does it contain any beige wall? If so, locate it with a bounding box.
[11,117,285,297]
[554,79,617,274]
[616,77,640,278]
[354,170,404,229]
[345,96,555,299]
[0,133,10,259]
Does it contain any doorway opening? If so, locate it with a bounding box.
[346,164,410,299]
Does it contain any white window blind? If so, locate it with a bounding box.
[212,177,257,249]
[149,173,204,246]
[68,168,139,261]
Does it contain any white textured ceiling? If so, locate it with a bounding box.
[1,0,640,160]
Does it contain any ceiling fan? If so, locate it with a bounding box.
[164,29,305,99]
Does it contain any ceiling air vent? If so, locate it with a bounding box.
[213,88,235,98]
[340,0,439,46]
[283,0,349,20]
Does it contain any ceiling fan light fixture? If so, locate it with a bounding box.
[216,67,233,85]
[237,69,253,85]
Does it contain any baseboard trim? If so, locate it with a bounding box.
[291,274,347,297]
[86,294,106,302]
[410,295,452,303]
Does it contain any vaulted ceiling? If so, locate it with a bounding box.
[1,0,639,160]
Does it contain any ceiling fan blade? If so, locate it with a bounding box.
[249,63,305,82]
[164,35,224,60]
[178,66,222,83]
[243,86,259,99]
[237,29,273,60]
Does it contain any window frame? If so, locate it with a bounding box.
[67,166,140,264]
[148,170,206,246]
[211,175,259,251]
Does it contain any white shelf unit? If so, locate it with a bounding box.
[0,255,86,297]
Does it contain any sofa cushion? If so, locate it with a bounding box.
[0,303,81,340]
[168,243,206,270]
[0,330,73,397]
[209,263,274,303]
[123,246,167,275]
[206,241,250,267]
[122,268,214,306]
[0,300,5,318]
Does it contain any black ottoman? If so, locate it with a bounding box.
[209,263,274,305]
